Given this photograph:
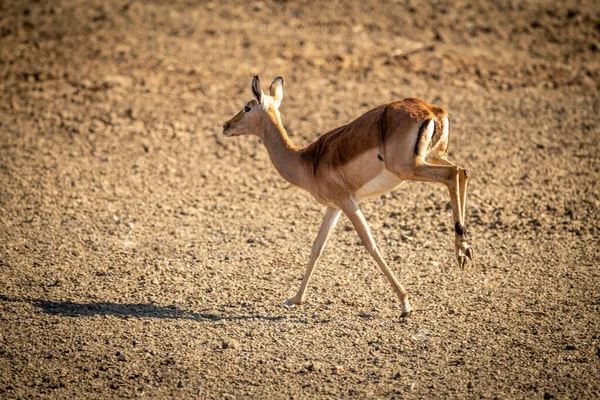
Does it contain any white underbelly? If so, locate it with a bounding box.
[355,170,404,200]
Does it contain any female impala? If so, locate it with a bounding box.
[223,76,472,317]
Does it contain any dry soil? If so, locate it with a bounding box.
[1,0,599,398]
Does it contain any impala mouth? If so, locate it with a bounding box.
[223,127,235,137]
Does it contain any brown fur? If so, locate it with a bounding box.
[300,105,386,175]
[384,98,448,152]
[302,98,449,176]
[223,82,472,314]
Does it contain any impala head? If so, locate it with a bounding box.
[223,76,284,138]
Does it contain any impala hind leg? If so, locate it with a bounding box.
[457,167,473,261]
[426,158,473,264]
[394,162,472,267]
[342,199,412,317]
[284,207,341,307]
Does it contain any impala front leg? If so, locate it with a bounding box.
[284,207,341,307]
[342,199,412,317]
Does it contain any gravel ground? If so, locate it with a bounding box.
[1,0,599,398]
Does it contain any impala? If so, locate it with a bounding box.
[222,76,472,317]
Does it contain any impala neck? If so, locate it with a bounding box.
[260,112,307,188]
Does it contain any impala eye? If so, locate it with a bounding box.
[244,106,251,112]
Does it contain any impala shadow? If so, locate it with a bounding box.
[0,295,306,323]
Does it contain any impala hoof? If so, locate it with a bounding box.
[455,236,473,268]
[400,301,413,318]
[283,297,301,307]
[466,247,474,261]
[456,246,474,268]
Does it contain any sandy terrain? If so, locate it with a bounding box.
[1,0,599,398]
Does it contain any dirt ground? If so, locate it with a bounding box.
[1,0,599,398]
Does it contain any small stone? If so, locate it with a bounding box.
[433,30,446,43]
[222,338,240,350]
[307,362,323,372]
[393,371,401,380]
[89,120,104,133]
[102,75,133,88]
[333,365,344,374]
[80,79,94,89]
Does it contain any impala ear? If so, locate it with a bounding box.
[251,76,264,104]
[269,76,284,109]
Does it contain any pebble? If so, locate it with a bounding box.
[80,79,94,89]
[222,338,240,350]
[102,75,133,88]
[117,352,127,362]
[307,362,323,372]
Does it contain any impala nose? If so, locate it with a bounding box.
[223,122,231,137]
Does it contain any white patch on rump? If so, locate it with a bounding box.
[355,170,404,200]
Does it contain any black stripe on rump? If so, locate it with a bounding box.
[414,119,431,156]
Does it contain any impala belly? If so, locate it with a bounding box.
[337,148,404,200]
[355,170,404,199]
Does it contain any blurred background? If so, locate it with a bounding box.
[0,0,599,398]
